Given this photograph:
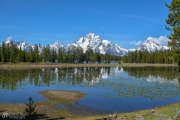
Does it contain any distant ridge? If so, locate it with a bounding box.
[137,39,169,52]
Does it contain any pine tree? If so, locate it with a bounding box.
[34,44,39,62]
[17,46,22,62]
[166,0,180,70]
[25,96,37,120]
[57,48,63,63]
[1,42,5,62]
[10,41,16,63]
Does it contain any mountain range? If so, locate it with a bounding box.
[1,33,169,56]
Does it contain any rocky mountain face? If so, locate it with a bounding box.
[69,33,128,56]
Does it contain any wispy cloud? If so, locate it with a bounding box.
[129,41,142,46]
[122,14,158,23]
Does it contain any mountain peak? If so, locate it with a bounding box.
[138,39,164,52]
[49,41,63,52]
[70,33,128,56]
[53,41,62,45]
[84,33,100,41]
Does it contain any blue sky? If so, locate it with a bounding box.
[0,0,171,49]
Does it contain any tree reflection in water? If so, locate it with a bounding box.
[0,66,180,100]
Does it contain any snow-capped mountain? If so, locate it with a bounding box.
[16,41,33,51]
[137,39,169,52]
[69,33,128,56]
[2,39,33,51]
[49,41,63,52]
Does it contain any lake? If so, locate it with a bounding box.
[0,66,180,115]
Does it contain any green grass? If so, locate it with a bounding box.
[0,62,177,69]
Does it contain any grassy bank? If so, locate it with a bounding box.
[0,101,179,120]
[0,62,177,69]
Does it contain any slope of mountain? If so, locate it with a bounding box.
[16,41,33,51]
[137,39,167,52]
[49,41,63,52]
[70,33,128,56]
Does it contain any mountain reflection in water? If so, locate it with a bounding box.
[0,66,180,113]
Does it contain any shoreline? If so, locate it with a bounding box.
[0,62,177,69]
[0,100,179,120]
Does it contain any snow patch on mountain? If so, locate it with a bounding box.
[16,41,33,51]
[49,41,64,52]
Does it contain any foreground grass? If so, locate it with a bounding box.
[0,62,177,69]
[0,102,179,120]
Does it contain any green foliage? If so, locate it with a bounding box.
[25,96,37,120]
[118,60,121,64]
[166,0,180,49]
[166,0,180,69]
[122,50,174,64]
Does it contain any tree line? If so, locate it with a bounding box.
[0,41,121,63]
[122,50,176,64]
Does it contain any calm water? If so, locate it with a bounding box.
[0,66,180,115]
